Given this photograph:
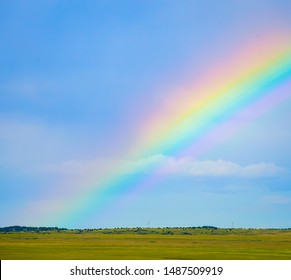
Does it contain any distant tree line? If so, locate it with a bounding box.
[0,225,222,234]
[0,226,67,232]
[199,226,218,229]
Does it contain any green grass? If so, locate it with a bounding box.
[1,228,291,260]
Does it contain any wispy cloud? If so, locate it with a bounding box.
[263,195,291,204]
[137,155,288,177]
[0,117,85,169]
[39,154,288,179]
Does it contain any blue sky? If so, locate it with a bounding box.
[1,0,291,228]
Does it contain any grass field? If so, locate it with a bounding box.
[1,228,291,260]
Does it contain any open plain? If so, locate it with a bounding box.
[1,227,291,260]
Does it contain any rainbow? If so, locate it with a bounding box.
[132,36,291,159]
[31,34,291,227]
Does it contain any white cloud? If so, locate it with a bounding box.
[263,195,291,204]
[39,154,287,179]
[139,155,287,177]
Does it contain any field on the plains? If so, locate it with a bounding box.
[1,228,291,260]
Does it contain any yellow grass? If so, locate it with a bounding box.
[1,228,291,260]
